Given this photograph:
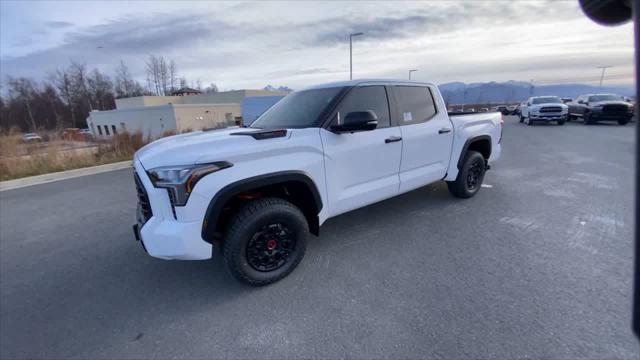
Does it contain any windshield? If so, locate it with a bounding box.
[588,94,623,102]
[532,97,561,104]
[251,87,344,129]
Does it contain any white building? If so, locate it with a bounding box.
[87,89,288,139]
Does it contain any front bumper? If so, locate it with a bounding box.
[132,159,212,260]
[530,113,567,121]
[590,111,633,121]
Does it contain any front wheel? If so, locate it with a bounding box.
[222,197,308,286]
[557,119,565,126]
[618,119,629,125]
[519,114,524,123]
[447,151,487,198]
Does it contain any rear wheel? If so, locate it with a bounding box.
[447,151,486,198]
[222,197,308,286]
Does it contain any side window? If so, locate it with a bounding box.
[394,86,437,125]
[335,86,390,128]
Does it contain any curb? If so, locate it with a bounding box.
[0,161,132,192]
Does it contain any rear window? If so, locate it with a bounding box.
[394,86,437,125]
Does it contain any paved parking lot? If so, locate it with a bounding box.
[1,116,638,359]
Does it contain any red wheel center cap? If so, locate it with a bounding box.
[266,239,277,251]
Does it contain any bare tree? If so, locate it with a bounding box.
[5,76,38,131]
[169,60,177,94]
[115,62,147,99]
[69,61,93,111]
[204,83,219,93]
[87,68,114,110]
[145,55,162,95]
[51,67,77,127]
[145,55,176,96]
[115,60,133,98]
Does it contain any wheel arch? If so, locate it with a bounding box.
[457,135,492,169]
[201,171,323,242]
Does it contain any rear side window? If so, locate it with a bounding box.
[394,86,437,125]
[335,86,390,128]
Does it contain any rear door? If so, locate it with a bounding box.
[390,85,454,193]
[320,85,402,217]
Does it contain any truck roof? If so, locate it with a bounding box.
[302,79,435,91]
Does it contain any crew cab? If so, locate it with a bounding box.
[519,96,568,126]
[568,94,634,125]
[132,80,503,286]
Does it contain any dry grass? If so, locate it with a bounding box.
[0,130,150,181]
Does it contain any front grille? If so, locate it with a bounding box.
[540,106,562,113]
[602,104,628,115]
[134,172,152,225]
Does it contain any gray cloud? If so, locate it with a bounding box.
[0,1,631,89]
[45,20,73,29]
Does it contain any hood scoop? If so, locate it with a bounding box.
[230,129,287,140]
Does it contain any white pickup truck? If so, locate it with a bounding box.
[132,80,503,285]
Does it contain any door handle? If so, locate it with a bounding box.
[385,136,402,144]
[438,128,452,134]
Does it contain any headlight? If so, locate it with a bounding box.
[147,161,232,206]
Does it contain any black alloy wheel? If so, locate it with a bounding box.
[466,157,485,192]
[246,223,296,272]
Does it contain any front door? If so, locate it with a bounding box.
[320,85,402,217]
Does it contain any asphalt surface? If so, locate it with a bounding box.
[1,116,638,359]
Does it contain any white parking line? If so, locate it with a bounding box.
[481,184,494,188]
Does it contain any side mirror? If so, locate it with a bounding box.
[527,102,531,106]
[331,111,378,132]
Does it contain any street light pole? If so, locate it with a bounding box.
[409,69,418,80]
[597,66,613,90]
[349,32,364,80]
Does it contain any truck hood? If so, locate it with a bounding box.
[134,127,291,169]
[590,100,630,107]
[530,103,568,111]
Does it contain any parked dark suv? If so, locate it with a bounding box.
[568,94,634,125]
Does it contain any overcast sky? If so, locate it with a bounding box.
[0,0,634,90]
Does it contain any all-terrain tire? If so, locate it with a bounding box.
[222,197,308,286]
[447,151,486,199]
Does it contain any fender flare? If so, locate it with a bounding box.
[457,135,492,169]
[201,171,323,241]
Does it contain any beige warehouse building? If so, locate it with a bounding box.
[87,89,288,139]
